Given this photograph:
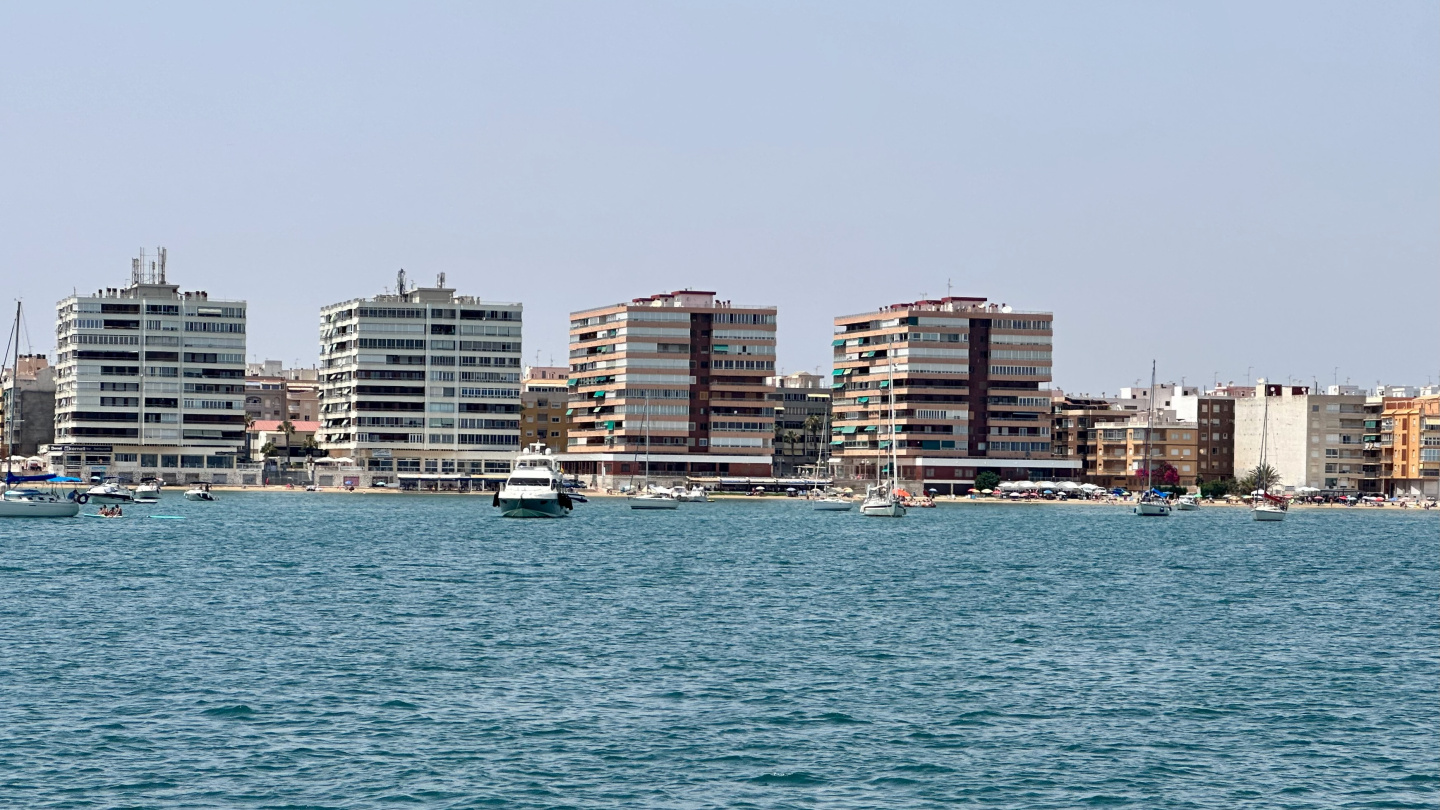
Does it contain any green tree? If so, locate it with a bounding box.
[1237,463,1280,494]
[1200,478,1235,499]
[974,470,1001,491]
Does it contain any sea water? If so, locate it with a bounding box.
[1,494,1435,807]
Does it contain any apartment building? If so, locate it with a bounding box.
[562,290,775,488]
[1381,394,1440,497]
[768,371,831,476]
[245,360,320,436]
[49,250,248,483]
[521,365,570,455]
[318,272,522,488]
[1172,392,1237,482]
[2,355,57,457]
[1091,414,1202,490]
[1233,382,1369,492]
[1050,395,1129,483]
[830,297,1080,494]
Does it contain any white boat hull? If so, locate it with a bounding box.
[1134,501,1171,516]
[184,491,215,501]
[498,496,569,518]
[814,500,853,511]
[1175,502,1198,511]
[0,498,80,518]
[1251,505,1287,521]
[860,501,906,517]
[629,496,678,510]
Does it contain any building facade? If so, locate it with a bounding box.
[1091,415,1202,490]
[1233,382,1370,492]
[49,250,248,483]
[1050,395,1128,483]
[2,355,57,457]
[1171,393,1237,482]
[1381,394,1440,497]
[768,371,831,476]
[318,273,522,488]
[521,365,570,455]
[562,290,776,488]
[830,297,1080,494]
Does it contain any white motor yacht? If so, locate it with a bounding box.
[1175,495,1199,511]
[83,480,135,505]
[494,443,573,518]
[813,494,853,512]
[136,480,164,498]
[675,486,709,503]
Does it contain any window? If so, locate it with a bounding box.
[181,455,205,468]
[161,455,179,468]
[396,458,420,472]
[114,453,138,462]
[141,454,158,467]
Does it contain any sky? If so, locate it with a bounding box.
[2,1,1436,393]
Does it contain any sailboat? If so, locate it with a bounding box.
[1,302,81,518]
[1134,360,1172,516]
[1251,383,1288,522]
[813,408,852,511]
[629,394,677,510]
[860,355,905,517]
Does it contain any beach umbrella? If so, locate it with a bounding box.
[1017,481,1039,490]
[1059,481,1080,490]
[927,488,938,494]
[1036,481,1058,490]
[980,489,993,494]
[786,487,796,492]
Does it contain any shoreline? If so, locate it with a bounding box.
[163,484,1434,511]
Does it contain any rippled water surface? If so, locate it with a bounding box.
[1,494,1436,808]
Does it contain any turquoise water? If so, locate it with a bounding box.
[1,494,1436,808]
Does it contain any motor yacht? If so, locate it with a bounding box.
[494,443,573,518]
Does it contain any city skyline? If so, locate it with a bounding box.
[3,3,1436,392]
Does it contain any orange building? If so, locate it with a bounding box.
[1382,395,1440,498]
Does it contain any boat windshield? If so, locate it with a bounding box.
[507,477,553,487]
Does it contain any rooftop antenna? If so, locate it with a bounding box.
[946,278,952,297]
[158,246,167,283]
[396,269,407,296]
[437,272,446,288]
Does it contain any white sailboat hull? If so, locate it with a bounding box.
[629,495,679,510]
[0,497,80,518]
[860,500,906,517]
[1251,505,1287,521]
[1134,501,1171,516]
[814,500,853,511]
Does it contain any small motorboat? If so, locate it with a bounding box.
[135,480,164,498]
[1175,495,1199,511]
[82,480,135,505]
[184,483,216,502]
[674,486,709,503]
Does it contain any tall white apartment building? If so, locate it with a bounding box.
[50,249,248,483]
[1234,380,1370,492]
[317,272,522,487]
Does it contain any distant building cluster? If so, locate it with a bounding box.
[3,249,1435,498]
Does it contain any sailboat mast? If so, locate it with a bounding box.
[5,302,19,479]
[642,393,650,488]
[889,356,898,491]
[1144,360,1156,490]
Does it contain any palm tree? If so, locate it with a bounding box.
[803,414,823,453]
[783,431,800,460]
[1238,463,1280,494]
[279,420,295,471]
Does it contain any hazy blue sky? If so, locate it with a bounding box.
[3,2,1436,392]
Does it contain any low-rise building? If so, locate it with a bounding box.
[2,355,57,457]
[522,365,570,455]
[246,419,321,466]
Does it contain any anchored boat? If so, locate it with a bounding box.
[494,443,573,518]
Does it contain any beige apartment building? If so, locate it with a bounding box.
[521,365,570,455]
[1091,415,1202,490]
[1234,382,1369,492]
[562,290,776,488]
[830,297,1080,494]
